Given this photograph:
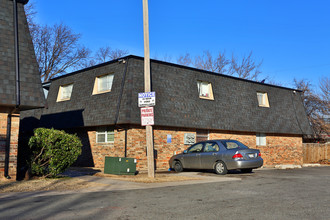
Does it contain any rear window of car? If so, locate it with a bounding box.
[221,140,249,150]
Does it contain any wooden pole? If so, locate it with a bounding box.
[142,0,155,178]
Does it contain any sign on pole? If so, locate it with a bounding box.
[138,92,155,107]
[140,107,154,126]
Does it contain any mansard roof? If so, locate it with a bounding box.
[0,0,45,113]
[22,55,312,135]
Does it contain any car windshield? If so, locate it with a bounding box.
[221,140,249,150]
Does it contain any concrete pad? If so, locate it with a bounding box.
[302,163,321,167]
[275,165,302,169]
[0,172,241,199]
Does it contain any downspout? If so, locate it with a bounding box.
[114,59,129,157]
[4,114,12,179]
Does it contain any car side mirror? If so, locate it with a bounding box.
[183,150,188,154]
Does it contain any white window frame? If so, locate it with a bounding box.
[56,84,73,102]
[257,92,270,107]
[92,73,114,95]
[96,127,114,143]
[256,133,266,146]
[197,81,214,100]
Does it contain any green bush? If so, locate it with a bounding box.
[28,128,82,177]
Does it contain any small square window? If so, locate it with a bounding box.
[197,81,214,100]
[56,84,73,102]
[93,74,114,95]
[96,127,114,143]
[256,133,266,146]
[257,92,270,107]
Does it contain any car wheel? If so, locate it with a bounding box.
[214,161,228,175]
[241,168,253,173]
[173,161,183,172]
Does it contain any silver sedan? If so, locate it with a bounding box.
[169,140,263,175]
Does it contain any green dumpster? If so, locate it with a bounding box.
[104,157,137,175]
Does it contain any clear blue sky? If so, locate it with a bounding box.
[30,0,329,89]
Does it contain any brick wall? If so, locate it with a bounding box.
[78,126,303,171]
[257,134,303,166]
[210,131,303,166]
[0,113,19,179]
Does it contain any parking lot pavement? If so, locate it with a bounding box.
[1,165,328,200]
[0,166,329,220]
[0,170,241,199]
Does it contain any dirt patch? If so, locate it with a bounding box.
[0,169,201,193]
[0,177,105,193]
[94,172,201,183]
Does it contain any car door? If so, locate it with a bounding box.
[182,143,204,169]
[200,142,220,169]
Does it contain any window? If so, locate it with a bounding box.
[93,74,114,94]
[96,127,114,143]
[203,142,220,152]
[257,92,270,107]
[196,130,209,142]
[221,140,249,150]
[197,81,214,100]
[56,84,73,102]
[256,133,266,146]
[187,143,203,153]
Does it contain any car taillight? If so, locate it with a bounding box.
[232,153,243,159]
[258,152,261,157]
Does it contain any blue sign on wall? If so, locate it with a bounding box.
[167,134,172,143]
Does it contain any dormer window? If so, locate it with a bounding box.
[257,92,270,107]
[197,81,214,100]
[56,84,73,102]
[93,73,114,95]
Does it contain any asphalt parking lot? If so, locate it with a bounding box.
[0,166,329,220]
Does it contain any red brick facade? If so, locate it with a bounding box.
[81,125,303,171]
[0,113,19,179]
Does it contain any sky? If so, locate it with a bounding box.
[30,0,329,90]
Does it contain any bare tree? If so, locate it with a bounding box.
[177,53,192,66]
[152,53,173,62]
[294,78,329,140]
[194,50,230,74]
[176,50,263,81]
[33,23,90,82]
[24,1,38,40]
[25,3,128,81]
[94,46,128,63]
[229,52,262,80]
[161,53,173,62]
[77,46,129,69]
[319,76,330,112]
[25,3,90,82]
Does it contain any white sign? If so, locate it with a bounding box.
[138,92,156,107]
[140,107,154,126]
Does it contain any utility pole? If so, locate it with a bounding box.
[142,0,155,178]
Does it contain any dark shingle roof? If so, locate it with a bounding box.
[0,0,45,113]
[22,55,312,135]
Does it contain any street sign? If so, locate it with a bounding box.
[138,92,155,107]
[140,107,154,126]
